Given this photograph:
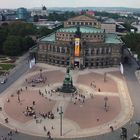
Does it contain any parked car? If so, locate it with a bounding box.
[0,77,7,84]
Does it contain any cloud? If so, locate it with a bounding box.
[0,0,140,8]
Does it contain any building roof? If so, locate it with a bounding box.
[105,34,122,44]
[39,28,122,44]
[40,32,122,44]
[67,15,96,21]
[40,33,55,42]
[57,26,104,33]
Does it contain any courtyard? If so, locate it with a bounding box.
[0,63,133,138]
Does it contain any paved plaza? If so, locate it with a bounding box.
[0,64,133,138]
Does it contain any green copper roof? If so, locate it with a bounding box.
[39,30,122,44]
[57,26,104,33]
[40,33,55,42]
[105,34,122,44]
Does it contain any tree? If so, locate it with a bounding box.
[0,21,36,56]
[36,27,53,37]
[0,27,8,54]
[3,36,23,56]
[8,21,36,37]
[22,36,35,50]
[122,33,140,59]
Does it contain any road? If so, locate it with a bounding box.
[0,53,29,93]
[0,50,140,140]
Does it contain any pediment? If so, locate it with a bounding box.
[68,15,96,21]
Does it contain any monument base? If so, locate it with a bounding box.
[57,85,76,93]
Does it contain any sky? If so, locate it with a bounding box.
[0,0,140,9]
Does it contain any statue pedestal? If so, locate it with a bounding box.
[58,67,76,93]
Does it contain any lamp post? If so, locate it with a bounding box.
[40,68,42,78]
[104,72,107,82]
[104,96,108,112]
[59,106,63,136]
[17,90,20,103]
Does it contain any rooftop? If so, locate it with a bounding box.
[39,27,122,44]
[105,34,122,44]
[57,26,104,34]
[40,33,55,42]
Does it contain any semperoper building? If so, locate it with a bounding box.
[34,15,123,69]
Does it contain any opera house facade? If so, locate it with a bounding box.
[35,15,123,69]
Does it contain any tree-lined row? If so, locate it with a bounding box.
[122,33,140,58]
[0,21,56,56]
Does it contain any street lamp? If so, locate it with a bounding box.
[104,96,108,112]
[17,90,20,103]
[104,72,107,82]
[40,68,42,78]
[59,106,63,136]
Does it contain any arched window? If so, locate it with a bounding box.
[91,49,94,55]
[57,47,60,53]
[102,48,104,54]
[96,49,99,55]
[50,45,52,51]
[53,46,55,52]
[61,48,65,53]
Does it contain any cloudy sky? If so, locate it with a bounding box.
[0,0,140,8]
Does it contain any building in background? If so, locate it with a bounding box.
[64,15,100,28]
[34,20,62,29]
[31,15,123,69]
[101,18,116,33]
[31,6,48,17]
[0,15,3,21]
[16,7,28,20]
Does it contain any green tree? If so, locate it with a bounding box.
[122,33,140,52]
[36,27,53,37]
[22,36,35,50]
[3,35,23,56]
[8,21,36,37]
[0,27,9,53]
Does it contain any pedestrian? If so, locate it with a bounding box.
[47,131,51,137]
[18,95,20,103]
[25,79,28,83]
[90,82,92,86]
[5,118,8,123]
[6,99,10,103]
[51,126,54,130]
[25,86,27,90]
[43,126,47,131]
[33,101,35,105]
[15,128,18,134]
[1,136,4,140]
[110,126,114,132]
[57,107,59,112]
[97,118,99,122]
[10,131,12,136]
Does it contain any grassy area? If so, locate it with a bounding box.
[0,63,15,70]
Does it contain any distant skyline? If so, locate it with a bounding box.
[0,0,140,9]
